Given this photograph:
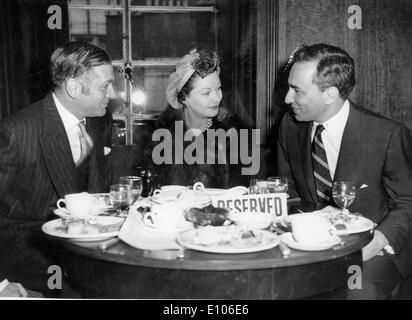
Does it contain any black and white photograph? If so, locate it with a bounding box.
[0,0,412,305]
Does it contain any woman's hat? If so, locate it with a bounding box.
[165,49,200,109]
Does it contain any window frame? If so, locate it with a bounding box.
[68,0,217,145]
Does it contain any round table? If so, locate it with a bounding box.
[53,229,372,299]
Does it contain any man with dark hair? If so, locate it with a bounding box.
[277,43,412,299]
[0,41,116,297]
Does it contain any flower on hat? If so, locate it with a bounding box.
[166,49,200,109]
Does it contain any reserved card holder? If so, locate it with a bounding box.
[210,193,288,222]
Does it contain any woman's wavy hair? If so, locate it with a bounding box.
[177,51,220,104]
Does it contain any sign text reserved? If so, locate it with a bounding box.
[211,193,288,220]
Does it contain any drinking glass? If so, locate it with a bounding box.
[110,184,131,214]
[119,176,142,206]
[267,176,288,193]
[249,179,268,194]
[332,181,356,218]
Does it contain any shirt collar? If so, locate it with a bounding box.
[313,100,350,132]
[52,93,85,132]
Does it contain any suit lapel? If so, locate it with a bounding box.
[38,93,80,197]
[299,122,318,202]
[334,102,362,182]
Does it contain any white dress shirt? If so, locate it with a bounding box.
[52,93,85,164]
[311,100,350,180]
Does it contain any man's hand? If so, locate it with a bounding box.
[0,282,28,298]
[362,230,389,262]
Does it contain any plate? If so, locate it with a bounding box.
[280,232,342,251]
[177,226,279,254]
[282,212,375,235]
[315,212,375,235]
[42,216,124,241]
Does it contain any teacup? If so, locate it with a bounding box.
[152,185,188,203]
[142,203,184,229]
[291,214,336,245]
[193,182,205,191]
[56,192,96,218]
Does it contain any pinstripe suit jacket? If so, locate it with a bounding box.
[277,102,412,277]
[0,93,112,275]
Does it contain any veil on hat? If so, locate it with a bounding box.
[165,49,200,109]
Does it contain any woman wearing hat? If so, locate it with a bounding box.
[150,49,251,189]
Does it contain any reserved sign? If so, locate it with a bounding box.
[211,193,288,220]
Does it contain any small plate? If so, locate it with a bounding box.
[282,212,375,236]
[279,232,342,251]
[42,216,124,242]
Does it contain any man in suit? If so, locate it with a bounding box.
[277,43,412,299]
[0,41,115,296]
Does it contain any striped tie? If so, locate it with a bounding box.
[312,124,332,204]
[76,120,94,167]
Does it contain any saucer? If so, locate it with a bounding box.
[279,232,342,251]
[53,207,103,219]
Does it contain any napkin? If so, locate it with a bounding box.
[118,207,181,251]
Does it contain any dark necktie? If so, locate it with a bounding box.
[312,124,332,204]
[76,120,93,167]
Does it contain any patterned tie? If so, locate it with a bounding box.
[76,120,94,167]
[312,124,332,204]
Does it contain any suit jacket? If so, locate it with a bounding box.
[0,93,112,280]
[277,102,412,277]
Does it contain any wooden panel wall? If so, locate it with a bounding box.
[278,0,412,129]
[0,0,68,121]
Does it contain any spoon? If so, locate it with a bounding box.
[177,245,185,259]
[279,241,291,258]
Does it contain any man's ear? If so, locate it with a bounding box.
[323,86,340,104]
[65,78,81,100]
